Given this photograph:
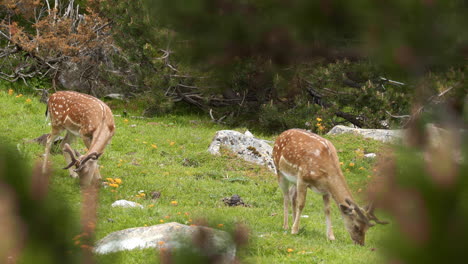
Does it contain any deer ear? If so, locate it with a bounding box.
[340,204,353,215]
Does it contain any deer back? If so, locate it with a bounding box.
[47,91,115,137]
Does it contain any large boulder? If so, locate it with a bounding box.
[208,130,276,172]
[94,222,236,262]
[327,125,403,143]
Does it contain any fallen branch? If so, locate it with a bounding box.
[306,86,365,127]
[386,86,455,127]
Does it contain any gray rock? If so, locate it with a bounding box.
[208,130,276,172]
[104,93,125,100]
[111,200,143,209]
[364,153,377,158]
[327,125,403,143]
[244,130,254,137]
[94,222,236,262]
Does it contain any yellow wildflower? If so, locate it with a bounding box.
[109,183,119,188]
[16,94,23,98]
[159,219,164,223]
[358,167,365,170]
[169,141,175,146]
[151,144,158,149]
[170,201,178,206]
[8,89,13,95]
[349,162,355,167]
[106,178,115,183]
[316,117,322,122]
[124,119,129,123]
[114,178,122,184]
[25,98,32,103]
[148,204,155,208]
[287,248,294,253]
[218,224,224,228]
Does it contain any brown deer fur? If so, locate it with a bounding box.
[42,91,115,186]
[272,129,386,245]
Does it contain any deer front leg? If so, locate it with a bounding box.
[323,194,335,241]
[61,132,78,178]
[42,128,60,174]
[278,173,290,230]
[291,180,307,234]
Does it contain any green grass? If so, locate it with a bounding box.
[0,88,390,263]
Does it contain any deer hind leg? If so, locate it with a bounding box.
[61,132,78,178]
[278,172,290,230]
[289,185,297,224]
[42,127,61,174]
[291,180,307,234]
[323,194,335,241]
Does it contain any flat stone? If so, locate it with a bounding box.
[327,125,403,143]
[111,200,143,209]
[94,222,236,262]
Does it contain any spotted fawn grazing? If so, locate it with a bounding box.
[42,91,115,186]
[272,129,387,245]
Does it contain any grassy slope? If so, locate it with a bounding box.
[0,89,389,263]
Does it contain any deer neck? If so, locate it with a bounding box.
[327,171,355,206]
[86,122,113,155]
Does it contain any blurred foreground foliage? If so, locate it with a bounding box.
[369,101,468,263]
[0,142,83,263]
[138,0,466,132]
[1,0,466,132]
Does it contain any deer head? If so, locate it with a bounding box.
[340,199,388,245]
[63,143,102,185]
